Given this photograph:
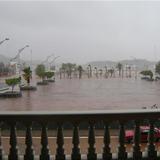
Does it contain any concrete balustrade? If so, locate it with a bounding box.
[0,109,159,160]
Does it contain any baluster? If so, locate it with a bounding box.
[40,123,50,160]
[103,122,112,160]
[71,123,81,160]
[56,123,65,160]
[87,122,97,160]
[0,123,3,160]
[133,120,142,160]
[8,122,18,160]
[24,122,34,160]
[72,123,81,160]
[147,119,157,159]
[118,122,127,160]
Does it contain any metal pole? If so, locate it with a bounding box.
[0,38,9,45]
[49,56,60,71]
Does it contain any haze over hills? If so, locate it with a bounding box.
[0,54,40,66]
[0,54,10,64]
[0,54,157,70]
[86,59,156,70]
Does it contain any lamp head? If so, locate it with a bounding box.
[5,38,9,41]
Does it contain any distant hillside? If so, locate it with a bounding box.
[85,59,156,70]
[0,54,41,66]
[0,54,157,71]
[0,54,10,64]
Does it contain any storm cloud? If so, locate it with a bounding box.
[0,1,160,64]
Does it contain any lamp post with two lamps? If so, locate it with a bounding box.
[49,56,60,71]
[10,45,29,78]
[0,38,9,45]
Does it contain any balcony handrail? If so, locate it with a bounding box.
[0,109,159,160]
[0,109,160,124]
[0,108,160,115]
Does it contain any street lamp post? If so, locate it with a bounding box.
[130,56,138,79]
[10,45,29,78]
[41,54,55,71]
[49,56,60,71]
[0,38,9,45]
[0,38,9,80]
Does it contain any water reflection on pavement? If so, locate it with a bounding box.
[0,78,160,111]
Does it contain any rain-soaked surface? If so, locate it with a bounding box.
[0,77,160,111]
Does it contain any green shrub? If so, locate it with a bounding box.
[140,70,153,79]
[45,71,54,79]
[35,64,46,81]
[5,77,21,92]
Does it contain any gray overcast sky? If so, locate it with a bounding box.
[0,1,160,64]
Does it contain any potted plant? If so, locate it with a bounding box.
[140,70,154,81]
[45,71,55,82]
[35,64,48,85]
[20,67,37,90]
[0,77,22,97]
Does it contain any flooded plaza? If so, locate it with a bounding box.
[0,77,160,111]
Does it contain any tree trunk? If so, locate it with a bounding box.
[27,78,30,86]
[12,86,14,92]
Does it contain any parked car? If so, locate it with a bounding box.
[125,126,160,143]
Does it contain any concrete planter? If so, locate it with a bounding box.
[46,79,55,83]
[0,91,22,98]
[37,81,48,85]
[20,85,37,91]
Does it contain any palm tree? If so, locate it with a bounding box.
[59,68,62,79]
[87,66,90,78]
[94,67,98,78]
[108,68,114,77]
[61,63,66,78]
[35,64,46,82]
[23,67,32,86]
[99,69,103,77]
[88,64,92,78]
[77,65,83,79]
[116,63,123,77]
[155,61,160,75]
[128,66,132,78]
[122,67,124,78]
[61,63,77,79]
[104,66,108,78]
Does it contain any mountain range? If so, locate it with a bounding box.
[0,54,157,70]
[85,59,156,70]
[0,54,10,64]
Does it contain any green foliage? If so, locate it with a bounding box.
[116,63,123,76]
[77,65,83,79]
[155,61,160,75]
[22,67,32,84]
[108,69,114,77]
[35,64,46,80]
[61,63,77,78]
[140,70,153,79]
[116,63,123,70]
[77,65,83,71]
[61,63,76,71]
[108,69,114,74]
[45,71,54,79]
[5,77,20,92]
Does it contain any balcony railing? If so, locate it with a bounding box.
[0,109,160,160]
